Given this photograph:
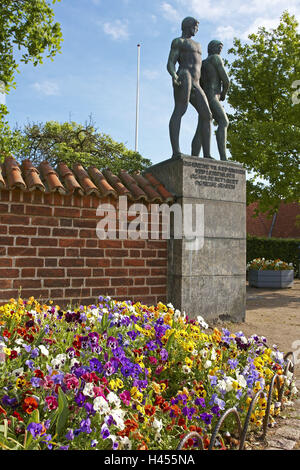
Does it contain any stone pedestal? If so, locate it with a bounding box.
[148,155,246,323]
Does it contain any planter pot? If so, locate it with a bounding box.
[248,270,294,288]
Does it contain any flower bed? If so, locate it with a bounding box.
[0,296,297,450]
[247,258,294,271]
[247,258,294,288]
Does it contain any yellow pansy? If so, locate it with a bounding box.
[232,381,240,391]
[115,378,124,389]
[109,380,118,392]
[185,357,193,368]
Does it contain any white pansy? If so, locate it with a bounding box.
[199,349,208,358]
[93,396,110,415]
[174,309,181,321]
[210,348,217,361]
[11,367,24,378]
[167,303,174,309]
[107,391,121,408]
[51,353,67,368]
[217,376,235,393]
[204,360,212,369]
[236,374,247,388]
[152,418,163,434]
[90,308,99,317]
[38,345,49,356]
[119,436,132,450]
[197,315,208,329]
[83,382,95,397]
[271,351,284,363]
[15,338,25,346]
[182,365,191,374]
[110,408,125,430]
[70,358,80,368]
[216,379,227,393]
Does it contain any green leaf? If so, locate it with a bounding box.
[55,387,70,438]
[24,408,40,450]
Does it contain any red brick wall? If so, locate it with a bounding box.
[0,189,168,306]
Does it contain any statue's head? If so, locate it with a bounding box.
[207,40,223,55]
[181,17,199,36]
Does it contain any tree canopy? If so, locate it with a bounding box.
[10,118,152,174]
[226,11,300,214]
[0,0,63,93]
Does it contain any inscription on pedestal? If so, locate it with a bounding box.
[184,160,244,190]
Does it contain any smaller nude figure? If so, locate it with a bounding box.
[192,40,230,161]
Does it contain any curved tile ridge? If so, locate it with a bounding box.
[143,172,174,202]
[88,166,117,198]
[72,163,100,196]
[21,160,45,192]
[118,169,148,201]
[102,168,131,198]
[39,161,67,194]
[4,156,26,190]
[0,164,6,189]
[133,171,163,202]
[57,162,84,196]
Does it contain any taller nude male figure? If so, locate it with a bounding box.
[167,17,212,159]
[192,40,230,160]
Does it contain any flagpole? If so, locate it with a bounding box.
[135,43,141,153]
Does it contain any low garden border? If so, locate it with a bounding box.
[177,351,295,450]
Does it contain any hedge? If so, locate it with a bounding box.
[247,235,300,276]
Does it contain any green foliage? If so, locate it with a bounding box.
[14,118,152,173]
[247,235,300,275]
[226,11,300,214]
[0,0,62,93]
[0,105,23,158]
[0,0,63,156]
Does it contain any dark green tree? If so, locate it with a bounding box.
[14,118,152,173]
[226,11,300,214]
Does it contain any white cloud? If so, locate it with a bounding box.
[175,0,300,36]
[32,80,60,96]
[241,17,286,39]
[215,25,237,40]
[102,20,130,40]
[161,2,181,22]
[143,69,160,80]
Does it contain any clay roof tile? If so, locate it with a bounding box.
[88,166,117,198]
[144,172,174,202]
[4,156,26,190]
[102,168,131,198]
[118,170,148,201]
[133,171,163,202]
[72,163,100,196]
[21,160,45,192]
[57,162,84,195]
[39,161,66,194]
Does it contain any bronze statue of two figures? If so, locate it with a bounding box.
[167,17,230,161]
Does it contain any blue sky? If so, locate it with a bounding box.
[4,0,300,166]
